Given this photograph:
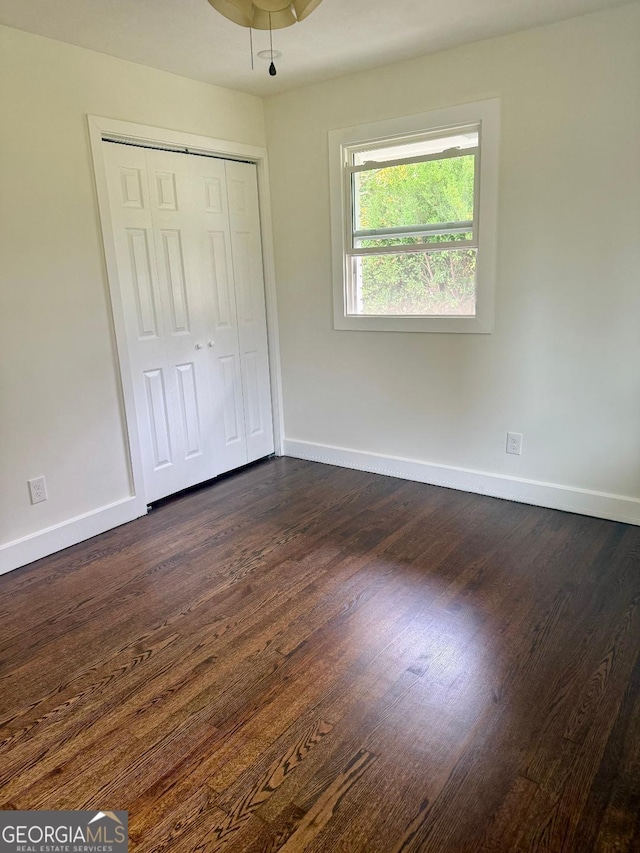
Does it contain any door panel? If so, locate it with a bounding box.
[146,148,219,496]
[188,155,248,474]
[203,177,224,214]
[208,231,233,328]
[143,368,173,469]
[232,231,255,324]
[175,362,202,459]
[243,350,262,437]
[219,355,242,445]
[126,228,159,339]
[104,144,182,501]
[225,160,275,463]
[154,171,178,210]
[120,167,144,208]
[159,229,191,335]
[103,141,273,503]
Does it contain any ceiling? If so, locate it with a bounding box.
[0,0,627,97]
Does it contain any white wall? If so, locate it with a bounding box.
[265,4,640,518]
[2,5,639,575]
[0,25,265,557]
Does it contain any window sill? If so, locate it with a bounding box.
[333,314,493,334]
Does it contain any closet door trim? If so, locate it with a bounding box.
[88,115,284,510]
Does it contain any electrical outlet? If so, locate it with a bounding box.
[506,432,523,456]
[28,476,48,505]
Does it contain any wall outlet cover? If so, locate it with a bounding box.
[506,432,523,455]
[28,476,48,504]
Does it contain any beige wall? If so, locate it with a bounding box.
[265,4,640,500]
[0,25,265,546]
[2,5,639,563]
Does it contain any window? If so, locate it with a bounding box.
[329,100,499,333]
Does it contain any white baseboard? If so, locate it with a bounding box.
[0,496,146,576]
[2,442,636,579]
[284,439,640,526]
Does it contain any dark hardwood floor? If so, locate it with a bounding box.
[1,457,639,852]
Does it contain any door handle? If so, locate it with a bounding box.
[207,340,215,348]
[195,342,204,350]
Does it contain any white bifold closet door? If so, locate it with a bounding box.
[103,142,274,503]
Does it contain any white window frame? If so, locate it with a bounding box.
[329,99,500,333]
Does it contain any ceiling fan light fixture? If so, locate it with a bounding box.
[208,0,323,78]
[253,0,291,12]
[292,0,324,22]
[207,0,323,29]
[251,8,297,29]
[207,0,254,28]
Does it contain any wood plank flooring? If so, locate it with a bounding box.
[1,457,639,852]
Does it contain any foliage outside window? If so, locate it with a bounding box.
[329,101,499,333]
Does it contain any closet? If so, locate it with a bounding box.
[102,141,274,503]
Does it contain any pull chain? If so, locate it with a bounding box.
[249,26,254,70]
[268,13,277,76]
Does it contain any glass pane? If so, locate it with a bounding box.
[353,153,475,233]
[352,249,477,316]
[355,232,473,249]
